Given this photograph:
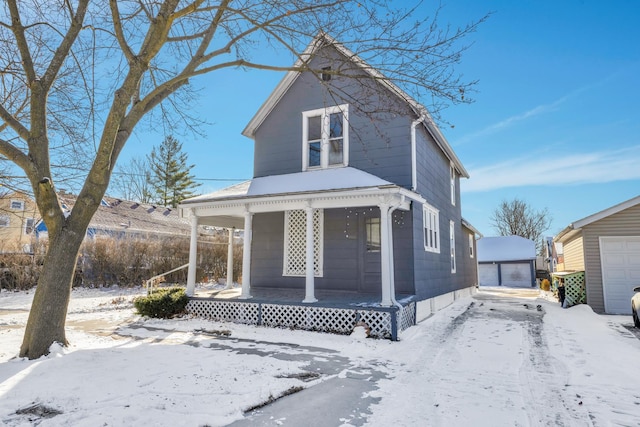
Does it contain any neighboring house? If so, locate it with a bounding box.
[179,33,480,338]
[554,195,640,315]
[0,191,39,253]
[35,193,193,240]
[477,236,536,288]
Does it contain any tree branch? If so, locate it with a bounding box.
[6,1,37,84]
[41,0,89,91]
[109,0,136,63]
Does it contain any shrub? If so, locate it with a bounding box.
[133,287,188,318]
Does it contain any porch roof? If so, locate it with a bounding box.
[179,167,424,228]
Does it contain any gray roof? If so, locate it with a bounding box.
[59,195,192,237]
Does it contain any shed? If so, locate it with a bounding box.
[477,236,536,288]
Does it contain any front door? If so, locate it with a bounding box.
[359,209,381,292]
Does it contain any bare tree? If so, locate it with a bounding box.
[490,198,552,253]
[0,0,486,359]
[110,156,153,203]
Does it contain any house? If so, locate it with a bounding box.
[35,193,193,240]
[0,191,39,253]
[178,33,480,339]
[477,236,536,288]
[554,195,640,314]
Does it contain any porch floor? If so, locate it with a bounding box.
[192,285,415,309]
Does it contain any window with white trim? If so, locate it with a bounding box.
[469,233,474,258]
[10,200,25,210]
[302,104,348,170]
[423,204,439,253]
[0,215,9,228]
[450,163,456,206]
[450,220,456,273]
[283,209,324,276]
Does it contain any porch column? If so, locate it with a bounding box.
[225,227,234,289]
[379,203,392,307]
[303,205,317,303]
[186,210,198,296]
[239,211,253,299]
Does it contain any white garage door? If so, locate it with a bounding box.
[479,264,499,286]
[600,236,640,314]
[501,263,532,288]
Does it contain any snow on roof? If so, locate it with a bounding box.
[182,167,394,204]
[477,235,536,262]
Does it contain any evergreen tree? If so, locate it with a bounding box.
[147,136,199,207]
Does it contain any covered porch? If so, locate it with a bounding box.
[178,167,425,339]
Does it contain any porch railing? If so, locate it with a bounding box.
[145,263,189,293]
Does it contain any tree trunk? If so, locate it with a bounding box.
[19,227,85,359]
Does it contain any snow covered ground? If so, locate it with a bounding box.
[1,285,639,426]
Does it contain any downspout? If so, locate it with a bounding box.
[411,114,427,192]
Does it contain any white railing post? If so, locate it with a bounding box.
[240,210,253,299]
[379,203,392,307]
[303,205,317,303]
[225,227,234,289]
[186,211,198,296]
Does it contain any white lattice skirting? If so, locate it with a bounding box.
[186,299,416,340]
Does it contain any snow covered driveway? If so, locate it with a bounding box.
[1,286,640,426]
[366,287,640,426]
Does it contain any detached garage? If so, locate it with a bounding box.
[477,236,536,288]
[554,195,640,314]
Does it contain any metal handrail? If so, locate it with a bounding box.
[145,263,189,294]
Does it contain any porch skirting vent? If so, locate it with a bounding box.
[186,299,416,340]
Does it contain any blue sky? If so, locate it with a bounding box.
[122,0,640,238]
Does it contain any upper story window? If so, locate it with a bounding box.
[450,163,456,206]
[423,203,440,253]
[450,220,456,273]
[10,200,25,210]
[302,104,349,171]
[0,215,9,227]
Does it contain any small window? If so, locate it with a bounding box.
[469,233,474,258]
[366,216,381,252]
[0,215,9,227]
[423,203,439,253]
[10,200,25,210]
[450,220,456,273]
[302,104,349,171]
[450,163,456,206]
[321,66,332,81]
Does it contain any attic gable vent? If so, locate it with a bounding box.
[321,66,331,81]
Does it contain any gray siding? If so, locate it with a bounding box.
[460,228,479,288]
[253,45,413,188]
[411,125,467,300]
[581,204,640,313]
